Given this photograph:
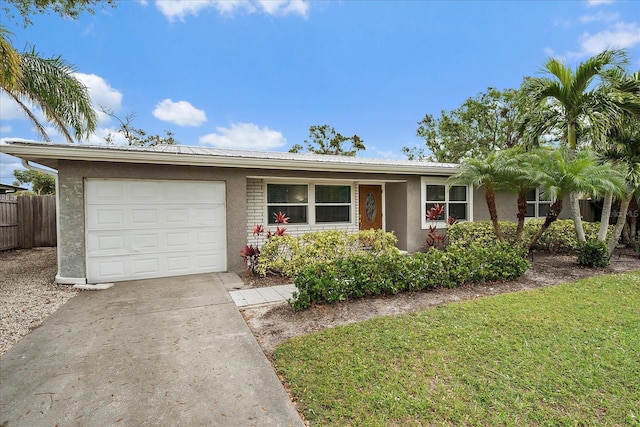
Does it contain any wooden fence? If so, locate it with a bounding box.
[0,195,56,251]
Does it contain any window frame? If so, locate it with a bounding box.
[525,188,552,219]
[314,184,352,223]
[265,181,355,226]
[421,177,473,229]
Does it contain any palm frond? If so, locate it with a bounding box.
[18,51,97,142]
[0,25,22,91]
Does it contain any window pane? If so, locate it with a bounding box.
[316,185,351,203]
[449,203,467,220]
[316,206,350,223]
[526,189,536,201]
[426,185,445,202]
[449,185,467,201]
[526,203,535,217]
[267,184,308,203]
[539,203,550,217]
[268,206,307,224]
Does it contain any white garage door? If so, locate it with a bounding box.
[86,179,227,283]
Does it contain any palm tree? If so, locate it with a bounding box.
[522,49,634,243]
[526,147,626,251]
[496,148,537,243]
[0,24,96,143]
[448,152,509,242]
[595,71,640,241]
[598,118,640,255]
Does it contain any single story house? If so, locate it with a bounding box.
[1,141,541,284]
[0,183,27,194]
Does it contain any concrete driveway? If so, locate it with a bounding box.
[0,273,304,427]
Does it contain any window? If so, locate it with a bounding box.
[315,185,351,223]
[266,183,353,224]
[421,178,471,228]
[525,188,551,218]
[267,184,308,224]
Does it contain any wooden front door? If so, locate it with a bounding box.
[358,185,383,230]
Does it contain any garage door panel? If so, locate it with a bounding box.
[92,259,127,281]
[86,179,227,282]
[132,208,159,225]
[133,258,160,275]
[87,181,124,202]
[132,182,160,200]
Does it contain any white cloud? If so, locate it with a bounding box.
[579,22,640,54]
[579,11,619,23]
[73,73,123,124]
[152,99,207,126]
[0,92,32,121]
[154,0,308,21]
[586,0,615,7]
[0,125,12,133]
[199,122,286,150]
[0,152,26,184]
[257,0,309,17]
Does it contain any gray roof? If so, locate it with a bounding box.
[0,140,459,175]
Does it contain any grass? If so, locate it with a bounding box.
[274,271,640,426]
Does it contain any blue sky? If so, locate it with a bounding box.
[1,0,639,185]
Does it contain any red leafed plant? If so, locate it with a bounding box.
[241,211,288,274]
[425,204,457,250]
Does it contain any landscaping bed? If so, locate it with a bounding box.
[242,248,640,358]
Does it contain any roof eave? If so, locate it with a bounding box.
[1,143,459,175]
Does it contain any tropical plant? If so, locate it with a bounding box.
[598,116,640,255]
[241,211,288,274]
[449,151,508,242]
[0,26,22,92]
[1,26,97,143]
[497,148,539,243]
[424,203,455,249]
[522,49,634,243]
[526,147,626,250]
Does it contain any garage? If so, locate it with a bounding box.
[85,179,227,283]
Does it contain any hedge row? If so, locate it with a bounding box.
[256,229,398,277]
[290,243,530,310]
[448,219,610,253]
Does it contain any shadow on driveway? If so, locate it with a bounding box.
[0,273,304,426]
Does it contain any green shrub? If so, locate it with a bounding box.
[577,240,610,268]
[257,229,398,278]
[290,244,530,310]
[448,220,610,253]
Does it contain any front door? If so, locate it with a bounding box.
[358,185,383,230]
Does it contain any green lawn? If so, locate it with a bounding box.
[274,271,640,426]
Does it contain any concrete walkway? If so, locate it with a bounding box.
[0,273,304,427]
[229,284,297,307]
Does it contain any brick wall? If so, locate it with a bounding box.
[245,178,360,247]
